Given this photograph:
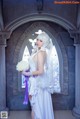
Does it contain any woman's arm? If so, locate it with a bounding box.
[32,51,46,75]
[22,51,46,76]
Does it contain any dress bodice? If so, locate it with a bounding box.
[29,55,37,72]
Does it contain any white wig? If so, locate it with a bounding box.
[36,32,53,49]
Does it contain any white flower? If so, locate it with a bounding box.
[29,38,36,48]
[16,60,29,71]
[35,30,43,34]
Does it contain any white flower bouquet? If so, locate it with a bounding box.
[16,60,30,105]
[16,60,29,71]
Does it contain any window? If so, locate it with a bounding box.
[51,46,60,92]
[21,46,30,88]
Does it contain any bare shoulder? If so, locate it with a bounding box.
[37,50,46,60]
[38,50,46,56]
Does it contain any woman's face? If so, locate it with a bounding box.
[36,39,44,48]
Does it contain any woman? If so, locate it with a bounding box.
[22,32,54,119]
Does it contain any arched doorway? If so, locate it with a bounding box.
[6,21,70,110]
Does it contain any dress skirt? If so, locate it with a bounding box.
[29,79,54,119]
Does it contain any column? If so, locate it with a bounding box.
[0,33,9,112]
[73,43,80,118]
[70,31,80,118]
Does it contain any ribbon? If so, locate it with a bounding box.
[23,75,29,105]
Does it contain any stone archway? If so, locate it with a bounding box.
[5,14,76,33]
[13,22,68,95]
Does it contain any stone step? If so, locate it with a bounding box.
[6,110,75,119]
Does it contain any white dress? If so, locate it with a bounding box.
[28,50,54,119]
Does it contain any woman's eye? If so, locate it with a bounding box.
[37,39,42,42]
[40,40,42,42]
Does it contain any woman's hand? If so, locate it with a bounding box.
[29,95,32,100]
[22,71,32,76]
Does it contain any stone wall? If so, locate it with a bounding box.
[3,0,77,29]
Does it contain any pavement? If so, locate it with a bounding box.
[6,110,76,119]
